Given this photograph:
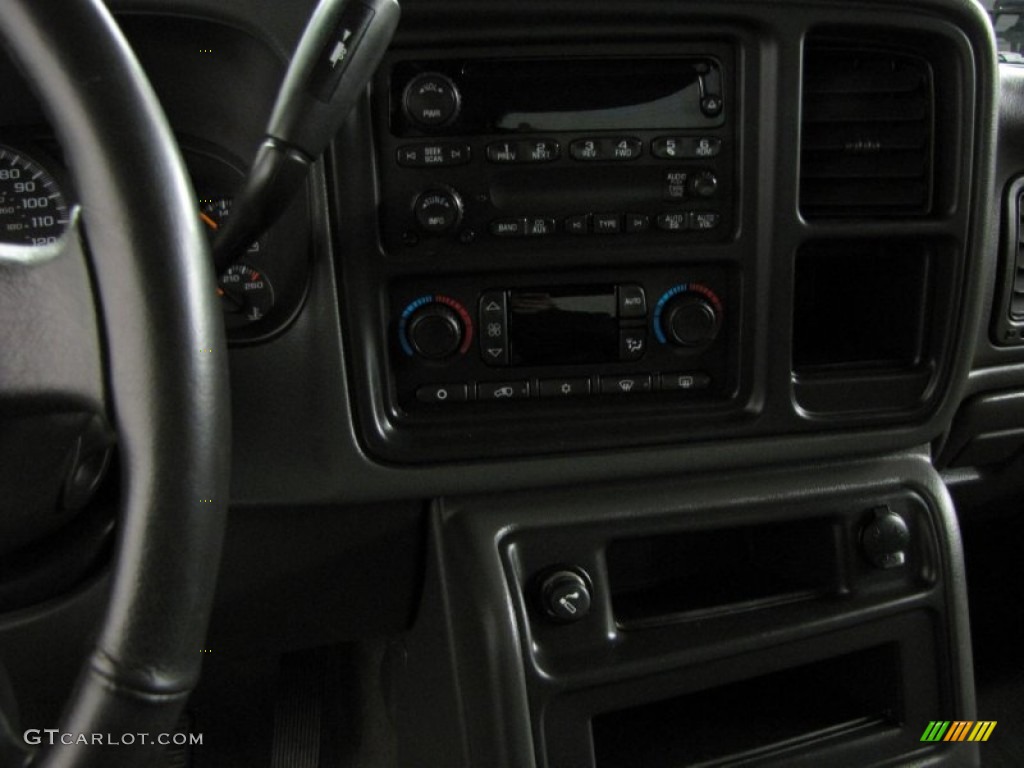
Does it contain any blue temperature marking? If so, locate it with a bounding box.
[653,284,688,344]
[399,295,434,356]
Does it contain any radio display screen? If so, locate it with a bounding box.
[509,286,618,365]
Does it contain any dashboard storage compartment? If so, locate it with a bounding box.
[793,241,930,373]
[791,240,957,415]
[607,517,841,628]
[591,644,901,768]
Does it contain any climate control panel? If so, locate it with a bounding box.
[389,268,737,412]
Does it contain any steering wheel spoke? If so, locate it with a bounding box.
[0,215,106,416]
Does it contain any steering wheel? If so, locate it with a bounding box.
[0,1,229,766]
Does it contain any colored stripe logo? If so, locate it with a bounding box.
[921,721,997,742]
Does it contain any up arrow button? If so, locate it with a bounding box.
[479,291,509,366]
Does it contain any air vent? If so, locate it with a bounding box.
[800,48,933,218]
[1011,192,1024,319]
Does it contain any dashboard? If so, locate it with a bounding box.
[2,0,1023,766]
[0,0,1007,493]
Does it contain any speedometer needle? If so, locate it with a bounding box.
[199,211,219,231]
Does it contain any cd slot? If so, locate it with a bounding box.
[490,166,675,211]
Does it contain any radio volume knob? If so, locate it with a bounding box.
[403,72,461,128]
[407,304,465,360]
[663,295,721,347]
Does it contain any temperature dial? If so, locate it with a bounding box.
[399,295,474,360]
[408,305,462,359]
[654,284,724,348]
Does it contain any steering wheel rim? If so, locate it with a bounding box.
[0,1,230,766]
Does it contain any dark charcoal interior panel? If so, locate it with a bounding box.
[405,453,974,768]
[332,1,992,465]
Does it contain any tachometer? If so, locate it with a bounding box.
[0,145,70,245]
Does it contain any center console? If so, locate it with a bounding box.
[354,42,750,462]
[332,9,977,464]
[326,2,992,766]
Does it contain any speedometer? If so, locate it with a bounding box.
[0,144,70,246]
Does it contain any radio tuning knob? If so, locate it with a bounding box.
[413,188,464,234]
[663,295,721,347]
[402,72,461,128]
[407,303,465,360]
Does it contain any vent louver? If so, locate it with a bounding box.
[800,48,933,218]
[1011,192,1024,320]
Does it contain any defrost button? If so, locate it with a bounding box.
[600,375,652,395]
[660,373,711,392]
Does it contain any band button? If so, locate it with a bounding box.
[490,218,527,237]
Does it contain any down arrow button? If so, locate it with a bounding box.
[479,291,509,366]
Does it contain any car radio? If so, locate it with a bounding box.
[374,51,735,258]
[368,48,741,417]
